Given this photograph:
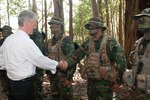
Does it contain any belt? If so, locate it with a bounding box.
[9,76,35,82]
[21,76,35,82]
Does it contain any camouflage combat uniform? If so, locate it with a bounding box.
[47,17,77,100]
[0,25,13,99]
[66,17,126,100]
[30,29,47,100]
[123,8,150,100]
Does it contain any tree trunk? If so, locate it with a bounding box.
[7,0,10,25]
[44,0,47,41]
[28,0,31,10]
[98,0,102,17]
[32,0,37,14]
[124,0,139,68]
[119,0,124,47]
[32,0,38,29]
[105,0,111,35]
[90,0,99,17]
[53,0,64,33]
[69,0,73,40]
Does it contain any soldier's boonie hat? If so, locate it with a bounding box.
[48,17,63,25]
[134,8,150,18]
[2,25,12,33]
[84,17,107,31]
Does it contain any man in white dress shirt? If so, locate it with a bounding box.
[0,10,67,100]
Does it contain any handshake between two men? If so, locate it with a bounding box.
[57,60,68,70]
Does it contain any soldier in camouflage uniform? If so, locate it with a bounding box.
[65,17,126,100]
[123,8,150,100]
[30,29,47,100]
[46,17,77,100]
[0,25,13,99]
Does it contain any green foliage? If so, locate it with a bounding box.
[9,0,28,15]
[73,0,92,44]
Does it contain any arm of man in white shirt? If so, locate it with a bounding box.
[26,40,67,74]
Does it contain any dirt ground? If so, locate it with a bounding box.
[1,67,150,100]
[0,67,87,100]
[43,67,88,100]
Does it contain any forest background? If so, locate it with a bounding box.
[0,0,150,68]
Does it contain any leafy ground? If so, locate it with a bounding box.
[0,67,87,100]
[43,67,88,100]
[1,67,149,100]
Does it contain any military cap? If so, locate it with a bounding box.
[84,17,107,31]
[134,8,150,18]
[2,25,12,37]
[48,17,63,25]
[2,25,12,33]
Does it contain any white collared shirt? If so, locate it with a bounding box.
[0,29,58,80]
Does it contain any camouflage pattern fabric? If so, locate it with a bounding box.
[47,35,76,100]
[31,29,48,56]
[67,34,126,100]
[122,8,150,99]
[30,29,47,100]
[84,17,107,31]
[126,34,150,99]
[48,17,63,25]
[0,25,12,99]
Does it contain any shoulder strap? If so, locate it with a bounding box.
[88,36,95,52]
[132,37,143,80]
[143,41,150,57]
[59,35,67,46]
[134,37,143,63]
[47,38,52,53]
[47,35,67,51]
[99,34,110,64]
[99,34,108,53]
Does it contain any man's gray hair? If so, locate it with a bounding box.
[18,10,38,27]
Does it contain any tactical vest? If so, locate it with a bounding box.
[79,35,118,82]
[48,35,67,61]
[123,37,150,94]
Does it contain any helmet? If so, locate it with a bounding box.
[2,25,12,37]
[48,17,63,25]
[84,17,107,31]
